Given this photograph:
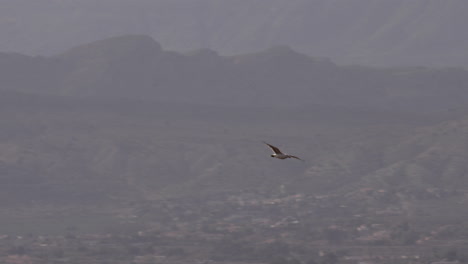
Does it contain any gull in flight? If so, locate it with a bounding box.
[263,142,303,160]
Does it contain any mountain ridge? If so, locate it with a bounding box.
[1,0,468,67]
[1,34,468,112]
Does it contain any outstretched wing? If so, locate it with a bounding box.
[263,142,283,154]
[288,155,303,161]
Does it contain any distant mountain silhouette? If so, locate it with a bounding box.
[1,0,468,67]
[57,35,163,97]
[1,35,468,112]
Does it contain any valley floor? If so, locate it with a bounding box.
[1,189,467,264]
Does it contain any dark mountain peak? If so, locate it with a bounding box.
[58,35,162,62]
[54,35,164,97]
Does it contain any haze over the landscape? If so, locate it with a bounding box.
[1,0,468,67]
[1,1,468,264]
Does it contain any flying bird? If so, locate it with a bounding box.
[263,142,303,160]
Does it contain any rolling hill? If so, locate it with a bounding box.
[1,89,467,206]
